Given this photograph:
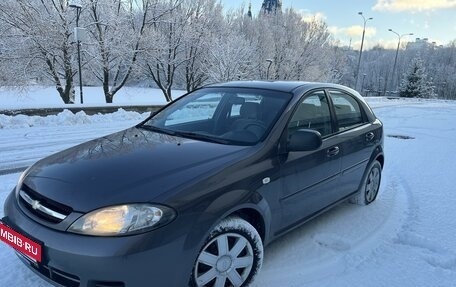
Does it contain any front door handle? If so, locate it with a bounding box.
[327,146,340,157]
[366,132,375,141]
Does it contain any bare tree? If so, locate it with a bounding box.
[1,1,454,102]
[355,40,456,99]
[0,21,31,87]
[179,0,223,92]
[86,0,157,103]
[140,0,187,102]
[203,32,256,83]
[235,9,334,82]
[0,0,76,103]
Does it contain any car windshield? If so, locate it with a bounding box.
[141,87,292,145]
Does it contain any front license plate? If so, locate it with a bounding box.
[0,220,42,262]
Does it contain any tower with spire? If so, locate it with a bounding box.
[247,2,252,19]
[261,0,282,15]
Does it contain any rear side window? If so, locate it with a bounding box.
[329,90,364,131]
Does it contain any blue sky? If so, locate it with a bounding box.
[221,0,456,49]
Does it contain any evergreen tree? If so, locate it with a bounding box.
[399,56,436,98]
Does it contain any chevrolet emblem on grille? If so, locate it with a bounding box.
[31,200,41,210]
[19,190,67,221]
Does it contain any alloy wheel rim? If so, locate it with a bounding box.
[365,167,380,202]
[195,233,254,287]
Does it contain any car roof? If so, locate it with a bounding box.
[207,81,356,94]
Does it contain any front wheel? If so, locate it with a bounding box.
[190,217,263,287]
[350,160,382,205]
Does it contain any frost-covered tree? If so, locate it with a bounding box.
[420,41,456,99]
[355,40,456,99]
[203,32,256,83]
[237,8,334,82]
[1,0,454,102]
[140,0,189,102]
[399,56,436,98]
[179,0,223,92]
[0,20,30,87]
[86,0,169,103]
[0,0,76,104]
[355,45,394,96]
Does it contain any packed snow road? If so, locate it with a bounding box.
[0,109,148,173]
[1,99,456,286]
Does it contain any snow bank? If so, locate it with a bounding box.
[364,96,455,108]
[0,109,148,129]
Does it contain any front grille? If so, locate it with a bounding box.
[19,184,72,223]
[94,281,125,287]
[50,267,80,287]
[17,251,80,287]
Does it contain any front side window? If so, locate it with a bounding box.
[329,90,364,131]
[288,91,333,137]
[142,88,292,145]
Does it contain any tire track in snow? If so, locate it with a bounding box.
[392,173,456,272]
[0,166,27,176]
[253,174,410,286]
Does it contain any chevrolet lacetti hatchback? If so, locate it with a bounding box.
[1,81,384,287]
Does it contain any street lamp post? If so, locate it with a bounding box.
[266,59,273,80]
[442,81,447,99]
[361,73,367,95]
[69,0,84,104]
[354,12,373,91]
[387,29,413,96]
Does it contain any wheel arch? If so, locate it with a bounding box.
[370,145,384,168]
[229,207,266,243]
[375,153,384,168]
[184,190,272,252]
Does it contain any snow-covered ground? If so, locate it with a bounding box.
[0,86,185,109]
[1,97,456,286]
[0,109,149,171]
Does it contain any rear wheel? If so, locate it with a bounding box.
[191,217,263,287]
[350,160,382,205]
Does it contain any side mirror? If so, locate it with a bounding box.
[288,129,322,152]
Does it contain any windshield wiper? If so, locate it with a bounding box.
[174,131,231,144]
[140,126,230,144]
[139,125,177,136]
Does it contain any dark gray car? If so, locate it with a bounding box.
[1,81,383,287]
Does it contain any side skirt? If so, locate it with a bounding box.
[272,191,357,241]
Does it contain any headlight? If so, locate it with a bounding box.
[68,204,176,236]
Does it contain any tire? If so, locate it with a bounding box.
[190,217,263,287]
[350,160,382,205]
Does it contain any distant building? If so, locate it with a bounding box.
[261,0,282,15]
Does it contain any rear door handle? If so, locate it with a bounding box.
[366,132,375,141]
[327,146,340,157]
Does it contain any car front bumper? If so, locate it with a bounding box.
[3,191,197,287]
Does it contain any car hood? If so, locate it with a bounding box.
[22,127,252,212]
